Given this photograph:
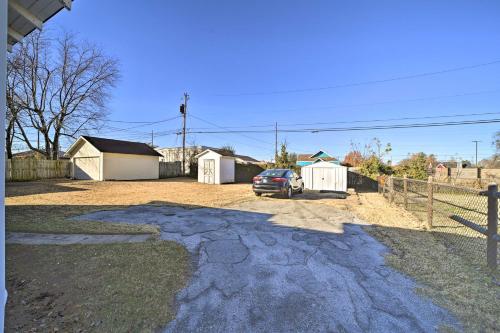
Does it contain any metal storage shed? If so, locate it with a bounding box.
[301,161,347,192]
[65,136,162,180]
[196,148,235,184]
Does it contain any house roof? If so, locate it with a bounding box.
[67,136,162,157]
[302,161,344,168]
[234,154,260,163]
[297,154,337,162]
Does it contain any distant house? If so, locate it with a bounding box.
[12,150,69,160]
[65,136,162,180]
[296,150,339,167]
[156,146,212,175]
[234,154,261,165]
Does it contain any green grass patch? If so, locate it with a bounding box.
[7,205,159,235]
[6,241,190,332]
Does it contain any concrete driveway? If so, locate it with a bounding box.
[75,197,458,332]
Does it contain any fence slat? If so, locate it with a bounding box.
[487,184,498,270]
[403,175,408,209]
[427,176,433,229]
[159,161,182,178]
[389,176,394,204]
[6,159,70,181]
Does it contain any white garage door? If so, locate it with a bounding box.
[74,157,100,180]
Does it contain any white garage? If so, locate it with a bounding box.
[301,161,347,192]
[66,136,162,180]
[196,148,235,184]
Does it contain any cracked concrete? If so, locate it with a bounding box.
[74,198,460,332]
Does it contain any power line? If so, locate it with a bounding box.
[189,113,273,146]
[100,115,182,133]
[184,118,500,134]
[214,59,500,96]
[188,114,275,153]
[105,116,180,124]
[186,110,500,131]
[247,88,500,115]
[278,111,500,128]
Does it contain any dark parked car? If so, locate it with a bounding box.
[252,169,304,198]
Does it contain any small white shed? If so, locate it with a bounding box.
[301,161,347,192]
[65,136,162,181]
[196,149,235,184]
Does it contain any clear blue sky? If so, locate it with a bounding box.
[48,0,500,163]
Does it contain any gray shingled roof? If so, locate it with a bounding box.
[83,136,162,157]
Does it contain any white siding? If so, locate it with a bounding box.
[102,153,159,180]
[220,157,235,183]
[301,161,347,192]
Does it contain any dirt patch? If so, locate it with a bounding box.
[6,178,255,207]
[326,191,500,333]
[6,178,256,234]
[6,241,190,332]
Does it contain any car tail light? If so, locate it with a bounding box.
[253,176,262,182]
[272,177,287,183]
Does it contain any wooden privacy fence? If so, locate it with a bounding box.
[6,159,71,181]
[347,171,378,191]
[159,161,182,178]
[380,176,499,270]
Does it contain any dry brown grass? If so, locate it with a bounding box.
[327,192,500,333]
[6,178,256,234]
[6,240,190,332]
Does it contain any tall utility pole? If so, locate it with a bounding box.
[472,140,481,167]
[181,93,189,175]
[151,130,154,147]
[275,122,278,163]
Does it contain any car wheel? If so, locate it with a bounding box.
[285,186,293,199]
[255,192,262,196]
[299,184,304,193]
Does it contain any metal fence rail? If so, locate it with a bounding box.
[379,176,499,270]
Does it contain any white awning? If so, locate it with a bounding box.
[7,0,71,51]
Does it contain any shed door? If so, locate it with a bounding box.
[311,167,346,191]
[312,168,327,191]
[74,157,99,180]
[203,159,215,184]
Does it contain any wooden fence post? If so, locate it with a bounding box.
[487,183,498,270]
[403,175,408,209]
[389,175,394,204]
[427,176,433,229]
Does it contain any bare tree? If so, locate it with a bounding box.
[8,30,119,159]
[5,51,24,159]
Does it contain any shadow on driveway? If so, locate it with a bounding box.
[73,199,460,332]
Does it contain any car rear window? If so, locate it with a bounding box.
[260,170,287,177]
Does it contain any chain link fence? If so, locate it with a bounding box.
[379,176,499,269]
